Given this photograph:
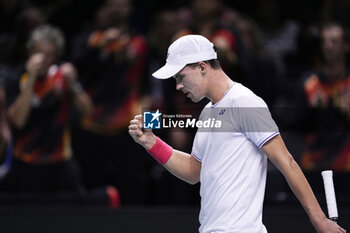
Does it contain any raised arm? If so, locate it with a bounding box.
[262,134,346,233]
[128,115,201,185]
[7,54,43,129]
[60,63,93,117]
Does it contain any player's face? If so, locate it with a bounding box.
[174,65,207,102]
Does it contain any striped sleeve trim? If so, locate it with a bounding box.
[192,153,202,162]
[258,132,280,148]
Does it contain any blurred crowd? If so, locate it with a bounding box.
[0,0,350,205]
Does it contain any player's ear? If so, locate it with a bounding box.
[198,62,205,71]
[198,62,207,76]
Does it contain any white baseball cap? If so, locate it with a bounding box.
[152,34,217,79]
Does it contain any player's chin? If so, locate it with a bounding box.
[188,94,204,103]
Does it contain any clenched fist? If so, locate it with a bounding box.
[128,115,156,150]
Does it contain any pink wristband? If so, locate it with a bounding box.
[147,137,173,164]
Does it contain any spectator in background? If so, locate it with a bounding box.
[1,25,93,193]
[0,7,45,122]
[78,0,147,136]
[72,0,150,204]
[298,22,350,171]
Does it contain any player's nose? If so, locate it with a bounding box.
[176,82,184,90]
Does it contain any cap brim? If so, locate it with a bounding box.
[152,63,186,79]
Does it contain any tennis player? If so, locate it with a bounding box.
[128,35,346,233]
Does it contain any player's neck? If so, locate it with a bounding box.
[207,71,233,105]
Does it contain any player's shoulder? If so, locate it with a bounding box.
[228,82,267,108]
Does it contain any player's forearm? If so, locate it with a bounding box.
[129,116,201,185]
[279,157,327,225]
[262,136,327,225]
[146,137,200,184]
[164,149,201,185]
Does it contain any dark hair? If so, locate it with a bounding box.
[187,59,221,70]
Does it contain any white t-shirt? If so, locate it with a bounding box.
[191,82,279,233]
